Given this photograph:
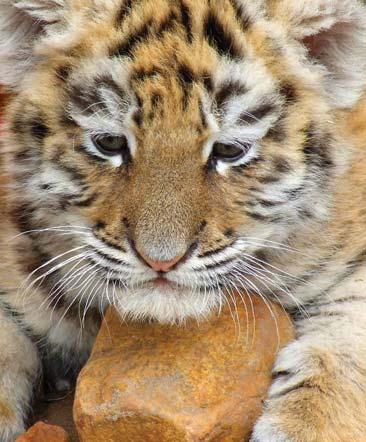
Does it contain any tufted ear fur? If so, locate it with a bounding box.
[0,0,66,89]
[270,0,366,108]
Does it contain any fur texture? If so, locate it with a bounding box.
[0,0,366,440]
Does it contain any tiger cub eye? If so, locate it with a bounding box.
[92,135,129,157]
[212,142,251,162]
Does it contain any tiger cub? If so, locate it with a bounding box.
[1,0,366,440]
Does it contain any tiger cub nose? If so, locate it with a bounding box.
[138,252,185,272]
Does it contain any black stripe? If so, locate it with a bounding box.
[11,116,26,136]
[204,10,242,59]
[286,186,303,200]
[224,228,234,238]
[177,64,197,109]
[316,295,366,307]
[59,112,77,129]
[198,220,208,233]
[12,236,73,317]
[280,82,297,103]
[131,67,161,82]
[30,116,50,143]
[135,93,143,108]
[151,92,162,109]
[257,199,282,207]
[88,257,127,275]
[111,19,153,57]
[245,211,271,221]
[68,85,104,116]
[69,76,126,117]
[71,193,98,208]
[307,311,345,319]
[159,11,178,35]
[197,240,236,258]
[179,0,193,43]
[347,249,366,268]
[298,208,314,219]
[112,11,178,58]
[250,103,277,120]
[266,114,287,142]
[303,124,334,170]
[202,72,214,92]
[53,162,86,183]
[215,81,247,108]
[101,239,127,253]
[268,381,320,400]
[115,0,133,26]
[94,233,127,253]
[257,174,281,184]
[228,0,252,31]
[93,249,129,266]
[0,298,40,342]
[273,156,292,173]
[200,257,236,270]
[95,75,126,102]
[15,148,33,163]
[55,64,71,83]
[178,63,197,86]
[199,100,208,128]
[237,103,277,125]
[11,201,37,234]
[132,109,143,127]
[198,246,228,258]
[95,221,106,230]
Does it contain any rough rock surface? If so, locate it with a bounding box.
[74,294,294,442]
[16,421,70,442]
[33,394,78,442]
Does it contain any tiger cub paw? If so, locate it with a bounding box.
[0,409,25,442]
[250,340,342,442]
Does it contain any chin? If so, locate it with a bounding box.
[112,282,223,325]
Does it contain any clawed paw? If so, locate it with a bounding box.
[249,341,336,442]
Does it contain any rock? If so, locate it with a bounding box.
[16,422,70,442]
[74,294,294,442]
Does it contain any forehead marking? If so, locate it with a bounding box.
[228,0,252,31]
[112,18,154,58]
[204,9,243,59]
[115,0,134,26]
[179,0,194,43]
[215,80,248,109]
[112,3,196,59]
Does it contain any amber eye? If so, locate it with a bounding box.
[92,135,129,157]
[211,142,249,162]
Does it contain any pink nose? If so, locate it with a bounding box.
[139,252,185,272]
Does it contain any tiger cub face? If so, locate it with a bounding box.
[1,0,365,323]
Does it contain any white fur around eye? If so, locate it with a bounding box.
[215,142,259,175]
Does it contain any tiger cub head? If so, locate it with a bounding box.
[1,0,366,323]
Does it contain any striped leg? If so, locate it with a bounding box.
[251,298,366,442]
[0,309,40,442]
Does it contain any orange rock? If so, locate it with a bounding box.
[16,421,70,442]
[74,294,294,442]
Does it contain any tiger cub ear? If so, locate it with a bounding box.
[12,0,65,21]
[0,0,66,89]
[270,0,366,108]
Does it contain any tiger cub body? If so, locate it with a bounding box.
[1,0,366,440]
